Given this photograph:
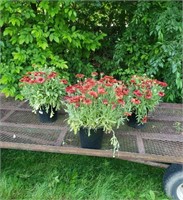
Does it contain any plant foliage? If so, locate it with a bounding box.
[19,66,68,117]
[113,1,182,102]
[0,0,105,99]
[0,1,181,102]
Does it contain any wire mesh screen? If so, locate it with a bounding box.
[0,95,183,163]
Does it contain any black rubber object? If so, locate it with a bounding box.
[163,164,183,200]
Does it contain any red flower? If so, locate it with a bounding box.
[39,72,46,75]
[103,75,114,80]
[75,102,80,108]
[85,78,96,87]
[79,86,88,94]
[76,74,84,78]
[109,79,118,84]
[115,87,124,98]
[131,98,141,104]
[60,79,68,84]
[157,81,168,87]
[158,92,165,97]
[130,79,136,84]
[123,88,129,95]
[142,116,148,123]
[20,76,30,83]
[124,112,132,116]
[29,79,36,84]
[111,102,117,110]
[36,77,45,83]
[145,91,152,99]
[68,96,82,103]
[47,72,57,79]
[118,99,125,106]
[83,98,92,105]
[91,72,98,76]
[133,90,143,97]
[98,87,106,95]
[88,91,98,98]
[34,72,41,76]
[105,83,113,87]
[103,99,108,105]
[66,86,76,94]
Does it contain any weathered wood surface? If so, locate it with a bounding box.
[0,141,182,166]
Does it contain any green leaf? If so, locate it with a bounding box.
[149,190,156,200]
[53,36,59,43]
[37,40,48,50]
[0,18,5,27]
[31,26,43,38]
[49,33,54,42]
[71,26,76,32]
[15,94,24,100]
[0,75,10,84]
[0,41,4,47]
[3,27,14,36]
[39,1,49,10]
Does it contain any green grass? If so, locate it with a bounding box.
[0,149,169,200]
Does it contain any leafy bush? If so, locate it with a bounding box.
[113,1,182,102]
[0,0,105,99]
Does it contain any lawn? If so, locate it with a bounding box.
[0,149,169,200]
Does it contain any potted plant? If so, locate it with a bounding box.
[127,75,168,128]
[64,72,131,152]
[19,66,68,123]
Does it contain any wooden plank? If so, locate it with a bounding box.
[141,133,183,142]
[0,122,67,131]
[149,116,183,122]
[136,135,145,154]
[159,103,183,109]
[124,159,169,168]
[0,141,182,164]
[0,107,32,112]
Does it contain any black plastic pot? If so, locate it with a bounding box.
[38,107,58,123]
[79,127,104,149]
[127,112,145,129]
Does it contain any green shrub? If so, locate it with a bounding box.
[113,1,182,102]
[0,0,105,99]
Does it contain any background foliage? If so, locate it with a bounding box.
[0,0,182,102]
[0,0,105,99]
[113,1,182,102]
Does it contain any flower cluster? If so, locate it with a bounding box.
[127,75,167,123]
[20,67,68,117]
[64,72,132,135]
